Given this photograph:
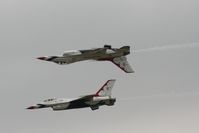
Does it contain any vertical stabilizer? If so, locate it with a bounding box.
[95,79,116,96]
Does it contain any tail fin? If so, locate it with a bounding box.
[120,46,130,55]
[120,46,130,50]
[95,79,116,96]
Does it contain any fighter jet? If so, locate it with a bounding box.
[27,79,116,111]
[37,45,134,73]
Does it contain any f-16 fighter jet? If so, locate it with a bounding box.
[37,45,134,73]
[27,79,116,111]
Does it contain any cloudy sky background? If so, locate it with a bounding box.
[0,0,199,132]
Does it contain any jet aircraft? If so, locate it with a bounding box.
[27,79,116,111]
[37,45,134,73]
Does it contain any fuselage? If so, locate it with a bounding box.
[27,79,117,111]
[28,96,116,111]
[46,46,130,65]
[36,45,133,73]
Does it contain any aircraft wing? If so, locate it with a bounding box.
[66,95,94,106]
[80,48,103,54]
[50,95,93,106]
[111,56,134,73]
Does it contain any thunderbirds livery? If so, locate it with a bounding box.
[27,79,116,111]
[37,45,134,73]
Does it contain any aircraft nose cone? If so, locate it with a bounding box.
[37,57,47,60]
[26,106,35,110]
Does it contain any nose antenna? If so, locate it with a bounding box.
[37,56,47,60]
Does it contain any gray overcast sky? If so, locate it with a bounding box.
[0,0,199,133]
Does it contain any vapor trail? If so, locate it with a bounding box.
[134,42,199,53]
[117,92,199,102]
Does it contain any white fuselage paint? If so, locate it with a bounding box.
[36,96,115,111]
[52,48,126,65]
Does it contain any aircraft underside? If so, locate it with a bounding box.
[54,52,123,65]
[52,98,116,111]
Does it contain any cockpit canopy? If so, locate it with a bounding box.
[63,50,81,56]
[43,98,55,102]
[104,45,112,49]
